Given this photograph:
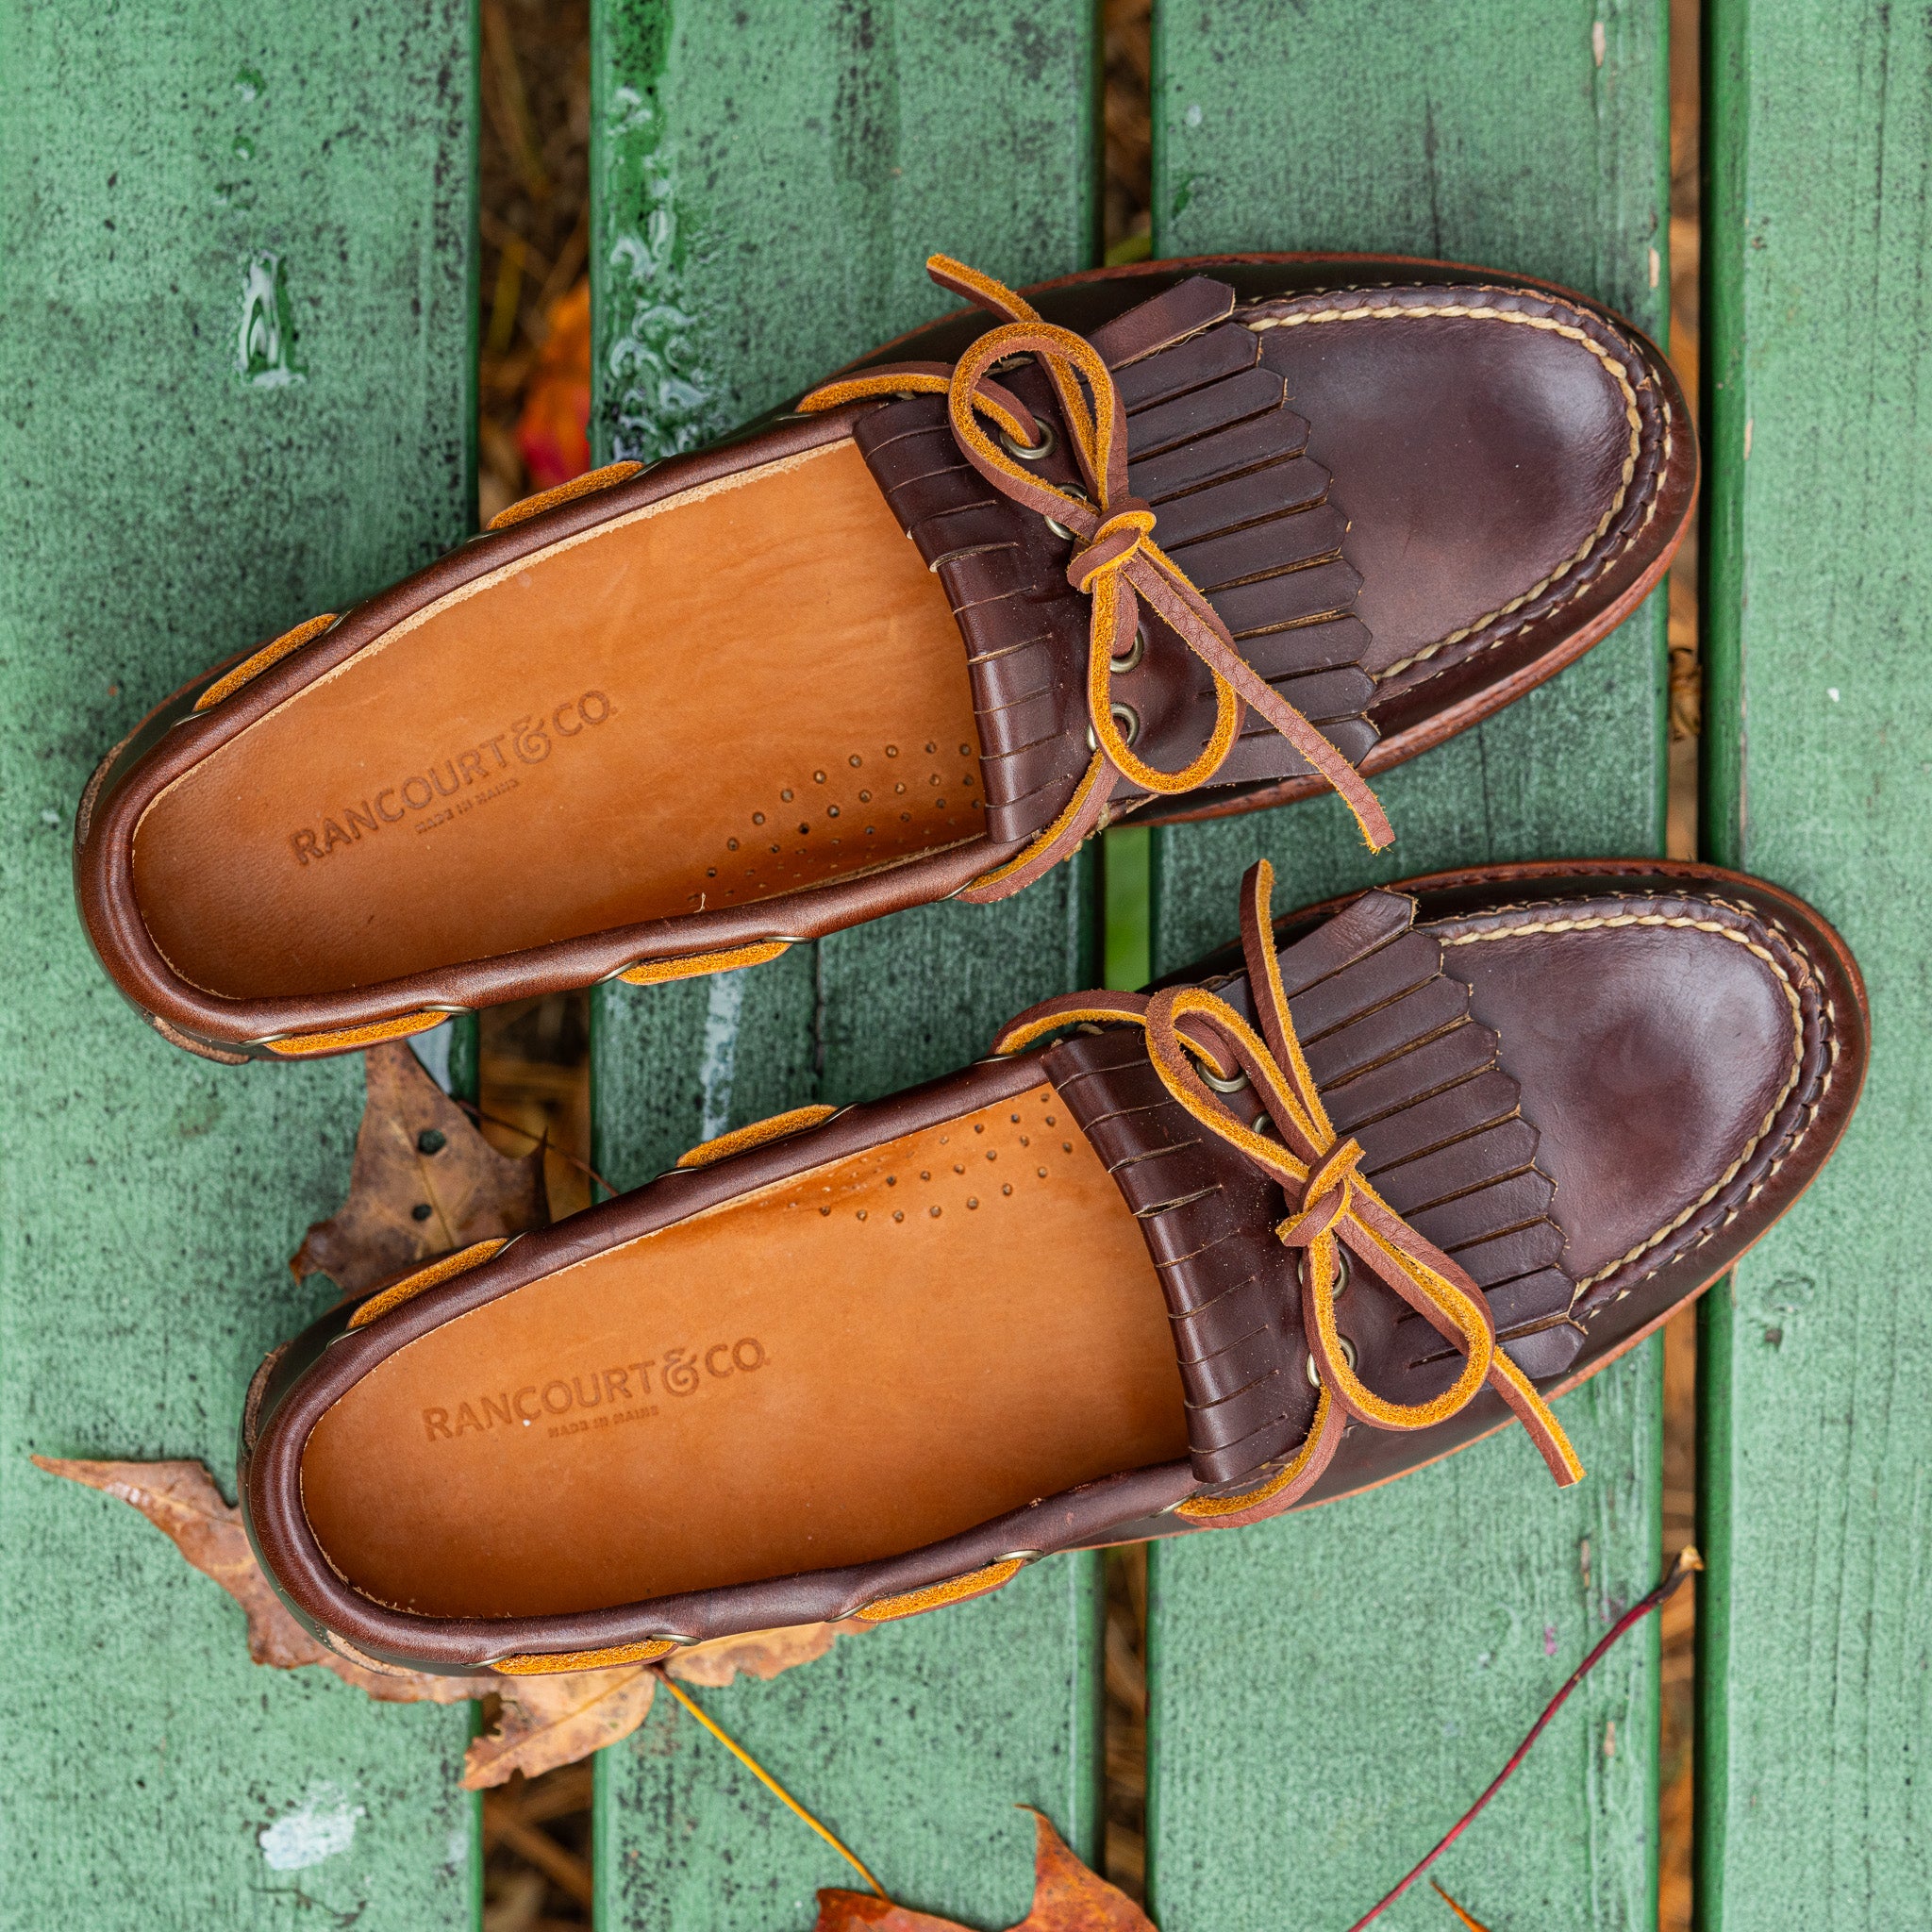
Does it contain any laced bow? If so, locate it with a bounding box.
[992,859,1583,1515]
[800,256,1393,902]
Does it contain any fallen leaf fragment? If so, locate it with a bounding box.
[41,1028,867,1800]
[812,1897,950,1931]
[668,1618,870,1688]
[31,1456,490,1705]
[463,1664,659,1790]
[33,1452,869,1786]
[1010,1811,1155,1932]
[33,1455,653,1785]
[814,1811,1151,1932]
[516,277,592,488]
[291,1041,547,1294]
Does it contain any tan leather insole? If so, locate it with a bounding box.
[134,441,983,1000]
[301,1088,1188,1622]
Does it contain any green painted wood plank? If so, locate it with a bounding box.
[0,5,479,1927]
[1699,6,1932,1925]
[586,5,1105,1924]
[1144,5,1671,1927]
[592,0,1100,466]
[594,1562,1104,1926]
[1149,1363,1661,1927]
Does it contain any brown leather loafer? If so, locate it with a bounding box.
[242,857,1857,1675]
[77,252,1693,1061]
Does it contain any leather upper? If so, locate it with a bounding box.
[1048,867,1853,1511]
[1047,886,1568,1488]
[849,266,1685,846]
[854,275,1376,849]
[1250,286,1668,692]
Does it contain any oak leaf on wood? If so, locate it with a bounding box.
[813,1812,1152,1932]
[467,1618,876,1784]
[33,1456,870,1787]
[291,1041,547,1294]
[30,1456,493,1706]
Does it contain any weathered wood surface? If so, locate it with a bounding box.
[1144,5,1672,1927]
[0,4,478,1927]
[587,6,1105,1925]
[1699,5,1932,1925]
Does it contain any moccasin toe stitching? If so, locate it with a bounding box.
[1432,892,1834,1318]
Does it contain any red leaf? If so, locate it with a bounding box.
[516,278,591,488]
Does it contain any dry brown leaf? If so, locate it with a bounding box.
[291,1041,547,1293]
[32,1455,670,1783]
[462,1665,658,1790]
[814,1811,1152,1932]
[460,1621,873,1783]
[31,1456,491,1705]
[668,1618,870,1687]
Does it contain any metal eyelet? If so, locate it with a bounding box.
[1200,1064,1249,1094]
[1109,626,1146,676]
[998,416,1056,462]
[1043,484,1089,541]
[1306,1333,1358,1388]
[1298,1247,1352,1299]
[1085,703,1140,752]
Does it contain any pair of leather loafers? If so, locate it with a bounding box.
[75,253,1866,1676]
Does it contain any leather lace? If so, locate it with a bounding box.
[800,257,1393,902]
[992,858,1582,1509]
